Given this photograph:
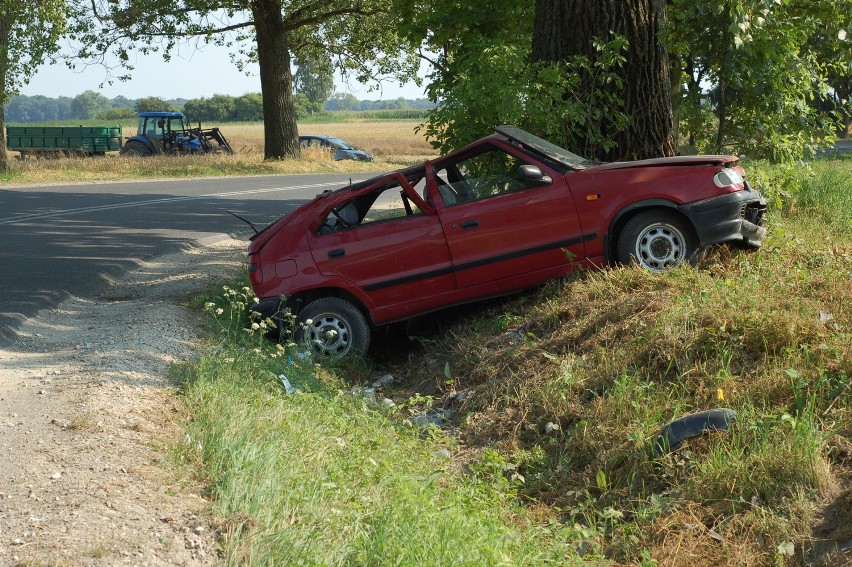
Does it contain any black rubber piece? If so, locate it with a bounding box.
[652,408,737,457]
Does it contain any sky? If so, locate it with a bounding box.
[19,43,427,102]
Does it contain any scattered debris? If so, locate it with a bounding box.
[652,408,737,457]
[371,374,395,389]
[278,375,298,394]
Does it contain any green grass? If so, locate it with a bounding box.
[394,161,851,565]
[174,158,851,566]
[176,287,590,565]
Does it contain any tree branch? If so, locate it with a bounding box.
[285,5,382,32]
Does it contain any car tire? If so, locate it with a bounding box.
[120,140,153,157]
[297,298,370,358]
[617,210,701,272]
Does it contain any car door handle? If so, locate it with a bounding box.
[328,249,345,260]
[460,220,479,230]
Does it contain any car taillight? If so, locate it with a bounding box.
[248,254,263,285]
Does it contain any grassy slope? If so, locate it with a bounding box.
[385,158,852,566]
[180,156,848,566]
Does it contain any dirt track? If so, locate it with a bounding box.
[0,238,243,565]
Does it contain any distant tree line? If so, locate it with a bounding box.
[323,93,435,112]
[4,91,435,123]
[4,91,186,122]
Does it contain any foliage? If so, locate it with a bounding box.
[0,0,66,170]
[421,36,628,157]
[325,91,360,111]
[69,90,111,119]
[293,52,334,114]
[0,0,66,106]
[68,0,419,159]
[668,0,844,161]
[97,107,137,121]
[397,0,628,155]
[4,94,74,122]
[183,93,263,122]
[802,1,852,136]
[134,96,180,113]
[5,92,430,123]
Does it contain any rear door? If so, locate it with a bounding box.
[430,142,587,288]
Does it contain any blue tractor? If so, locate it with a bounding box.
[120,112,233,156]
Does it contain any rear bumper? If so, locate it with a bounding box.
[250,297,284,320]
[679,186,767,248]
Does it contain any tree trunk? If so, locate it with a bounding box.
[716,78,726,153]
[252,0,300,160]
[532,0,675,161]
[0,14,9,173]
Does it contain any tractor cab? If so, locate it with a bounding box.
[136,112,187,141]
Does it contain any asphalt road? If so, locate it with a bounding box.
[0,173,373,347]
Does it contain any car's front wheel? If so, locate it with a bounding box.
[297,298,370,358]
[617,211,700,273]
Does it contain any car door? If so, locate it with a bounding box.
[309,173,455,311]
[430,142,587,289]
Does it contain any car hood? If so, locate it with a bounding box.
[589,155,739,171]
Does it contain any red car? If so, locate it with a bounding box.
[247,126,766,357]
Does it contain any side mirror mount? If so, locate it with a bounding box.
[518,164,553,185]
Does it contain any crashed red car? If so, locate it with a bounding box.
[248,126,766,357]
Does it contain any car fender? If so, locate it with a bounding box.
[606,199,692,261]
[282,277,376,323]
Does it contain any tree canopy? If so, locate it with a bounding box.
[400,0,849,162]
[69,0,418,159]
[0,0,66,170]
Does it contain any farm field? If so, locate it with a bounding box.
[1,120,437,185]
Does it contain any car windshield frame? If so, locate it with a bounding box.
[326,137,355,150]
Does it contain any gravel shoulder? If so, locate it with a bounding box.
[0,238,245,566]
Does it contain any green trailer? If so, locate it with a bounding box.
[5,125,123,157]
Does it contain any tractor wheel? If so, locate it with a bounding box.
[120,140,153,157]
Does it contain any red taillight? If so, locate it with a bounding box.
[247,255,262,285]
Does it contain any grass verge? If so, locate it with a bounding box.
[173,156,850,566]
[173,287,593,565]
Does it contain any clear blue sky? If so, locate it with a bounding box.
[20,43,426,101]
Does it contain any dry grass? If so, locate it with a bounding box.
[1,120,438,186]
[173,120,434,164]
[361,201,851,565]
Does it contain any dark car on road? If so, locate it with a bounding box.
[250,126,767,357]
[299,135,374,162]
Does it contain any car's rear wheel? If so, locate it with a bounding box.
[617,211,700,273]
[297,298,370,358]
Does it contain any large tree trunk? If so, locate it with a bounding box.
[252,0,300,160]
[532,0,675,161]
[0,14,9,173]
